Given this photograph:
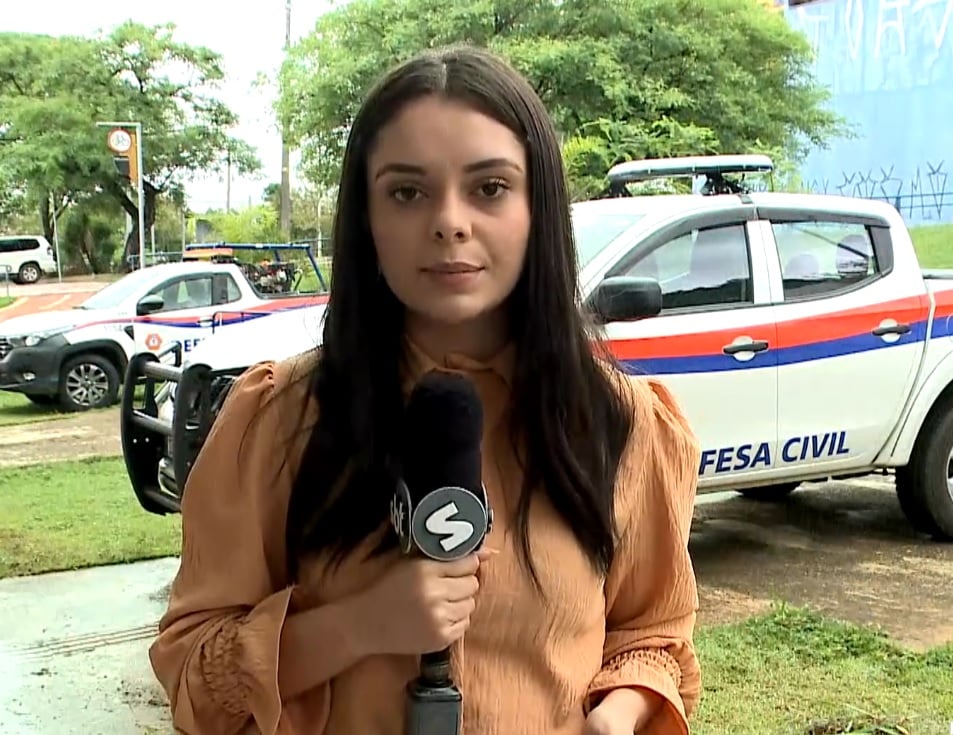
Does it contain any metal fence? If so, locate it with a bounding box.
[1,265,11,299]
[864,192,953,227]
[121,249,334,284]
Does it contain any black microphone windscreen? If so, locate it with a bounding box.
[402,370,484,503]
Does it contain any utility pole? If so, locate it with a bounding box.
[279,0,292,239]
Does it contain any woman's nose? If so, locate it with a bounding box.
[431,193,472,243]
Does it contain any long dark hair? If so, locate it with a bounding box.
[285,45,634,588]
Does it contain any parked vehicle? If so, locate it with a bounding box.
[0,242,327,411]
[121,154,953,542]
[127,241,328,356]
[0,235,58,284]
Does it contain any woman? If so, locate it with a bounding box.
[150,45,702,735]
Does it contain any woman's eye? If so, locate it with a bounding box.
[391,186,421,203]
[478,180,509,199]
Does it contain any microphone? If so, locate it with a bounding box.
[390,370,492,735]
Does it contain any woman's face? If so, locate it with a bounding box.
[366,95,531,336]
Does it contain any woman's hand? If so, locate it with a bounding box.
[350,547,495,656]
[585,687,664,734]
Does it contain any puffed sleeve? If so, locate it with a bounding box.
[149,358,322,735]
[584,376,702,735]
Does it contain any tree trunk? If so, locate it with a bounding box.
[116,180,159,272]
[81,227,102,274]
[38,193,53,242]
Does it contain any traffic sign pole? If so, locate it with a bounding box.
[99,121,147,270]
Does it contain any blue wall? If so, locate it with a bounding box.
[782,0,953,224]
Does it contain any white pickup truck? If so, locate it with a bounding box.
[0,243,327,411]
[121,155,953,541]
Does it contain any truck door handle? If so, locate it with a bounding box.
[723,339,769,355]
[197,317,213,328]
[872,323,910,336]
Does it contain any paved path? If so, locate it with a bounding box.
[0,278,108,323]
[0,558,177,735]
[0,293,97,322]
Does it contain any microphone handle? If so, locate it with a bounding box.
[420,647,452,687]
[407,645,462,735]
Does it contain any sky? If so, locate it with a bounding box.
[7,0,334,212]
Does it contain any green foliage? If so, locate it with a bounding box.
[0,23,261,265]
[259,183,337,253]
[59,197,126,274]
[203,204,282,244]
[692,603,953,734]
[278,0,846,194]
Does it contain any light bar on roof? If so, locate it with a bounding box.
[607,154,775,186]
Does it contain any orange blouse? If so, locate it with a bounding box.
[149,340,702,734]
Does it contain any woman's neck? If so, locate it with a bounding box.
[404,309,510,364]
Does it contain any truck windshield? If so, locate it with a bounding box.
[76,269,161,310]
[572,212,644,269]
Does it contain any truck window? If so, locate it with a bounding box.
[212,274,242,305]
[772,221,880,300]
[148,276,214,312]
[622,223,753,311]
[572,211,645,269]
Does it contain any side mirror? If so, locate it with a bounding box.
[136,294,165,316]
[587,276,662,324]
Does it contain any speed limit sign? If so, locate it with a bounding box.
[107,128,133,154]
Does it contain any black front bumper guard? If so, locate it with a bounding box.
[120,341,239,515]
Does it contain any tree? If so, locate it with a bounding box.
[0,23,261,270]
[261,182,336,251]
[0,175,32,233]
[203,204,282,244]
[277,0,847,198]
[60,195,126,274]
[152,194,189,253]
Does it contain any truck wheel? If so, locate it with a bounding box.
[17,262,41,284]
[894,464,942,537]
[738,482,799,501]
[58,354,120,412]
[902,406,953,540]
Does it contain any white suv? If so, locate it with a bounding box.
[0,235,58,284]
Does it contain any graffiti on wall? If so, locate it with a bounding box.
[781,0,953,224]
[805,160,951,220]
[787,0,953,92]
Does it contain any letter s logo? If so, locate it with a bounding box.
[424,501,474,553]
[411,486,487,560]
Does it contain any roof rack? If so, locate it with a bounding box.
[605,154,775,197]
[183,241,316,251]
[182,240,328,290]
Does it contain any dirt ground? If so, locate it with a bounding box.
[691,475,953,650]
[0,409,121,467]
[4,407,953,652]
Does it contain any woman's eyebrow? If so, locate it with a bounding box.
[373,157,523,180]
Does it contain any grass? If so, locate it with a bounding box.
[0,456,181,579]
[0,387,139,427]
[0,390,80,426]
[910,224,953,268]
[0,295,12,309]
[692,604,953,734]
[3,457,953,733]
